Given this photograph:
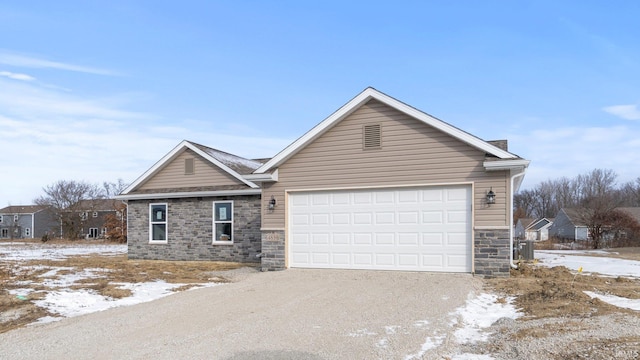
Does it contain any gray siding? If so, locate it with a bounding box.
[127,195,261,262]
[549,209,588,240]
[139,149,242,191]
[262,99,510,229]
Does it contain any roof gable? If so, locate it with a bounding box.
[255,87,520,174]
[121,140,261,195]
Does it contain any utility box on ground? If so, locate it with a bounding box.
[520,240,535,261]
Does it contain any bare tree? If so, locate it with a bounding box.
[34,180,104,239]
[102,179,128,198]
[573,169,622,249]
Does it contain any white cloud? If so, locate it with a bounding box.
[0,77,290,205]
[602,104,640,120]
[507,124,640,189]
[0,70,35,81]
[0,51,118,76]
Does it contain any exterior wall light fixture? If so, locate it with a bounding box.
[268,195,277,210]
[486,188,496,205]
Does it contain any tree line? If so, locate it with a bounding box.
[515,169,640,248]
[34,179,128,242]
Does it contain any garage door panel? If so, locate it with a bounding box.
[398,233,419,245]
[312,213,330,225]
[353,213,372,224]
[375,212,395,224]
[375,233,395,245]
[354,253,373,265]
[311,233,329,245]
[290,185,472,272]
[422,233,444,246]
[398,212,419,224]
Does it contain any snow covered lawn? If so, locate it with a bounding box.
[0,241,239,329]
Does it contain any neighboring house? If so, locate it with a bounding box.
[117,87,530,277]
[549,208,589,241]
[515,218,535,239]
[0,205,57,239]
[74,199,121,239]
[516,218,553,241]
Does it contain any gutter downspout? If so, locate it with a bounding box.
[510,168,527,269]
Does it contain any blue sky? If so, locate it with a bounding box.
[1,1,639,205]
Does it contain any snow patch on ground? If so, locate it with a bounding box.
[584,291,640,311]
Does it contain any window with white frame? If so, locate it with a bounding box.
[25,228,31,237]
[88,228,99,238]
[14,215,19,222]
[213,201,233,243]
[93,211,98,218]
[1,228,7,238]
[0,215,3,224]
[80,212,87,220]
[149,203,167,243]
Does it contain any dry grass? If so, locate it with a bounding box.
[0,240,255,333]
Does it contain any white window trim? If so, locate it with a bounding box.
[25,227,31,237]
[0,215,3,223]
[149,203,168,244]
[14,215,19,222]
[212,201,234,245]
[93,211,98,218]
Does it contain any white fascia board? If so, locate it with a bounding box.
[115,188,262,201]
[121,141,259,195]
[244,169,278,182]
[483,159,531,171]
[255,87,518,174]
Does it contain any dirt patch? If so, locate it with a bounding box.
[0,241,256,334]
[489,263,640,319]
[477,255,640,359]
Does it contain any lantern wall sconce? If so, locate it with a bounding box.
[268,195,277,210]
[486,188,496,205]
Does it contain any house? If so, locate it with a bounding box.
[0,205,57,239]
[117,88,529,277]
[515,218,553,241]
[549,208,589,241]
[74,199,121,239]
[514,218,535,239]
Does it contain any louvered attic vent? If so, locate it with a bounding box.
[185,158,195,175]
[363,124,382,149]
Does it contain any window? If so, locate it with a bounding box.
[88,228,99,238]
[25,228,31,237]
[185,158,195,175]
[213,201,233,243]
[0,215,3,224]
[1,228,7,238]
[149,203,167,243]
[93,211,98,218]
[14,215,19,222]
[80,212,87,220]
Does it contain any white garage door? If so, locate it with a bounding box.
[289,185,472,272]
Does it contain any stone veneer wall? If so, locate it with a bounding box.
[260,230,286,271]
[474,228,511,278]
[127,195,261,263]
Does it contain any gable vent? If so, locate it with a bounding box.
[185,158,195,175]
[363,124,382,149]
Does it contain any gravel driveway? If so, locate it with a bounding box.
[0,268,481,359]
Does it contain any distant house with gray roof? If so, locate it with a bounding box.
[0,205,57,239]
